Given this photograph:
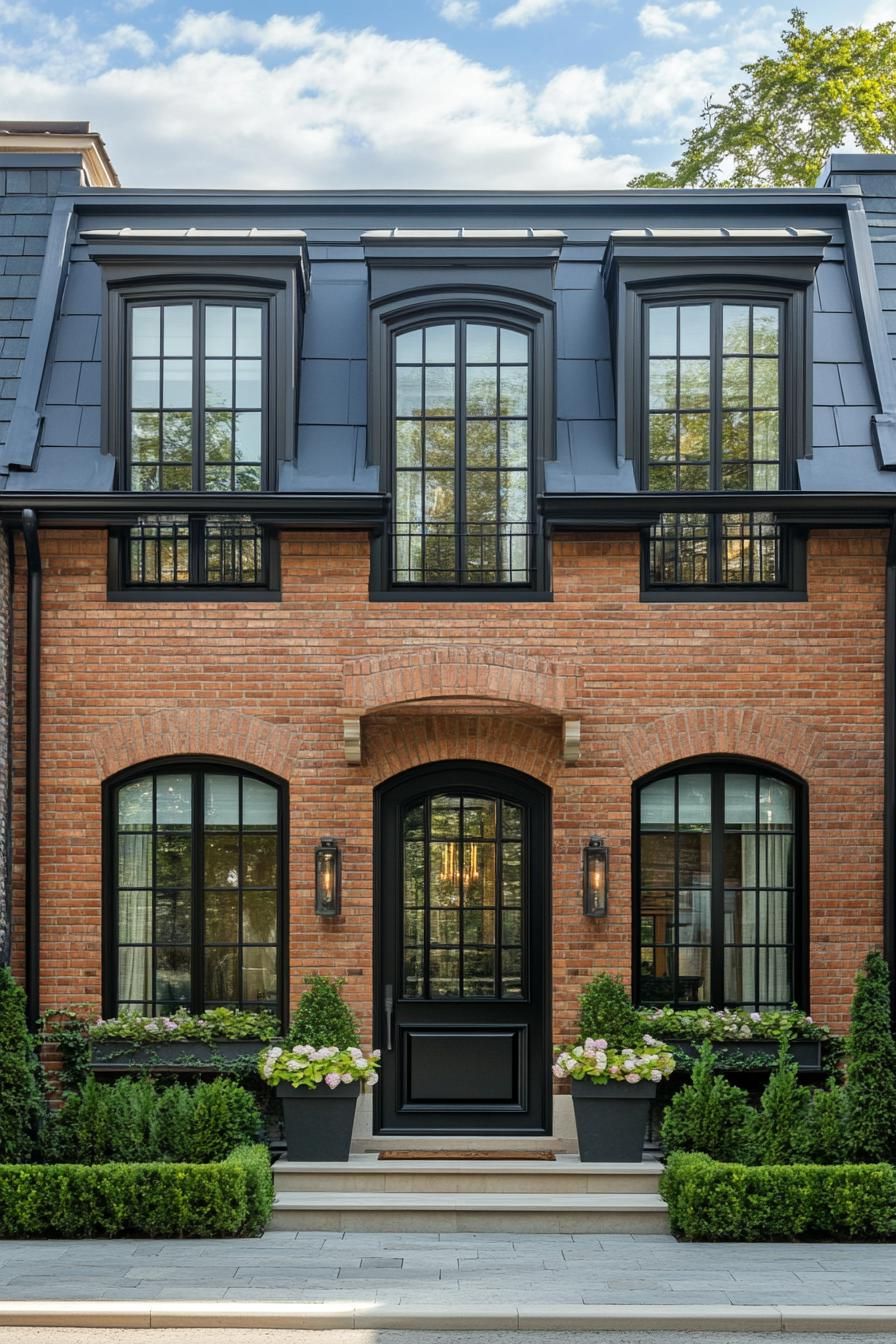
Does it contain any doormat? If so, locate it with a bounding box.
[377,1150,556,1161]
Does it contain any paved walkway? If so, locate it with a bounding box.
[1,1232,896,1308]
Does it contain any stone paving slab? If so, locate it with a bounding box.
[0,1232,895,1315]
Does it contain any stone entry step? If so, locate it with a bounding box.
[353,1134,571,1153]
[268,1189,670,1233]
[273,1155,664,1194]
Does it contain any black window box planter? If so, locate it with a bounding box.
[665,1037,822,1072]
[89,1039,271,1073]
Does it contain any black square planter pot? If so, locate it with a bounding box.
[276,1080,361,1161]
[571,1078,657,1162]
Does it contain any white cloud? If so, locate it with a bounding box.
[637,0,721,38]
[102,23,154,59]
[0,12,645,188]
[864,0,896,20]
[493,0,566,29]
[439,0,479,22]
[637,4,685,37]
[111,0,155,12]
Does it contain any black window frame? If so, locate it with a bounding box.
[633,282,809,601]
[368,290,555,601]
[632,756,809,1012]
[101,271,299,601]
[102,758,289,1023]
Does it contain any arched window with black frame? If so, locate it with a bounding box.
[391,316,534,588]
[105,762,286,1018]
[634,759,806,1010]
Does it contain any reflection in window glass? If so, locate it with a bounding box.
[638,766,798,1010]
[113,768,281,1014]
[393,320,532,586]
[645,300,783,587]
[401,792,525,1000]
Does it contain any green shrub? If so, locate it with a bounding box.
[845,950,896,1163]
[748,1039,812,1165]
[181,1079,262,1163]
[803,1078,849,1165]
[287,975,360,1050]
[0,1144,272,1238]
[660,1042,754,1162]
[577,974,642,1047]
[44,1076,261,1165]
[0,966,45,1162]
[662,1151,896,1241]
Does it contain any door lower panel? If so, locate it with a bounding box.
[401,1026,527,1109]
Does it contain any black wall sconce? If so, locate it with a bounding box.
[583,836,609,918]
[315,837,342,917]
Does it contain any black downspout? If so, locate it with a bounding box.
[886,519,896,1016]
[21,509,40,1029]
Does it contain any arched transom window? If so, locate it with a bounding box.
[109,764,283,1016]
[392,319,532,586]
[636,762,802,1010]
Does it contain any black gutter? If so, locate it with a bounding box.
[540,491,896,530]
[21,509,40,1029]
[886,520,896,1006]
[0,492,391,529]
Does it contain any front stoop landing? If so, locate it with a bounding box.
[269,1155,670,1232]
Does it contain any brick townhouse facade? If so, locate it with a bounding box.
[1,123,896,1136]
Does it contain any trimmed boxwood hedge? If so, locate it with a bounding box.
[662,1151,896,1241]
[0,1143,272,1239]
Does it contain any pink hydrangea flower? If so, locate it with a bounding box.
[625,1072,640,1084]
[324,1072,341,1089]
[341,1072,353,1084]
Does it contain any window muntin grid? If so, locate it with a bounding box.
[125,514,266,587]
[392,320,532,585]
[401,792,525,1001]
[644,300,784,588]
[113,767,281,1014]
[128,301,265,494]
[637,766,797,1010]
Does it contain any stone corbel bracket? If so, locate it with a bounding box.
[562,718,582,765]
[343,716,362,765]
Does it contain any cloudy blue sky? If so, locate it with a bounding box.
[0,0,892,187]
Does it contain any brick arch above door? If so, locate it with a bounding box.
[90,707,302,783]
[619,706,824,784]
[343,646,582,718]
[364,713,562,787]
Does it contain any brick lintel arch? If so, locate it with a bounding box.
[620,706,823,784]
[344,646,582,718]
[91,708,301,783]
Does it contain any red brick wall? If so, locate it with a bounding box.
[8,526,887,1039]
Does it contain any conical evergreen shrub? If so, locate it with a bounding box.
[287,974,360,1049]
[845,949,896,1162]
[0,965,45,1161]
[749,1039,812,1165]
[660,1041,754,1162]
[577,973,642,1047]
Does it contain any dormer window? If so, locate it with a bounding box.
[128,299,266,494]
[82,226,308,601]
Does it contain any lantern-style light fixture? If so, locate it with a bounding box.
[315,837,342,917]
[583,836,609,918]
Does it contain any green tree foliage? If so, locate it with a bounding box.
[287,974,361,1050]
[660,1041,754,1162]
[749,1039,812,1165]
[803,1078,849,1165]
[577,973,642,1047]
[0,966,45,1162]
[844,950,896,1162]
[629,9,896,188]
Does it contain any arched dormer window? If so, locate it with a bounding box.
[634,759,807,1010]
[368,291,554,598]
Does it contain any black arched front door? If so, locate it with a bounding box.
[374,762,551,1135]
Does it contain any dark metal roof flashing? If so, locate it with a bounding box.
[361,227,566,268]
[80,227,311,296]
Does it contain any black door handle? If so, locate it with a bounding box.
[384,983,394,1052]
